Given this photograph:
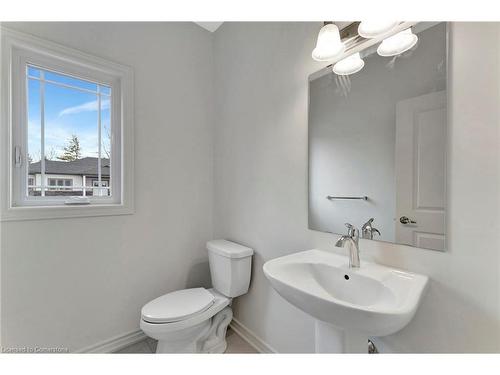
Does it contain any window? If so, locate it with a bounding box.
[92,180,109,187]
[1,28,134,221]
[27,66,112,198]
[92,179,109,197]
[47,178,73,191]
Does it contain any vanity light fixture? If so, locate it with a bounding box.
[377,28,418,57]
[332,52,365,75]
[357,21,399,38]
[312,23,346,61]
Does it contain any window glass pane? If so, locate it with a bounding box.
[44,70,98,92]
[43,80,99,197]
[26,65,113,199]
[27,78,41,196]
[101,95,112,197]
[27,66,41,78]
[100,85,111,96]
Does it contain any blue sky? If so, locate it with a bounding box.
[27,68,111,162]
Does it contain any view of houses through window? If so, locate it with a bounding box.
[27,65,112,198]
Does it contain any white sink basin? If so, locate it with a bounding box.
[263,249,428,339]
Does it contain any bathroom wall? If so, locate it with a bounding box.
[213,22,500,352]
[0,22,214,351]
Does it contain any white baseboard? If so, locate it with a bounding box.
[229,318,276,353]
[76,330,147,353]
[77,319,274,354]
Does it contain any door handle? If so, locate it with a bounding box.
[400,216,417,225]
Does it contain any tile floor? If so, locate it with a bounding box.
[116,327,258,354]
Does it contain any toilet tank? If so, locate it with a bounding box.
[207,240,253,298]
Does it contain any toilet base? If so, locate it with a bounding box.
[153,307,233,353]
[200,306,233,353]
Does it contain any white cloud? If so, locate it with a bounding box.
[58,98,110,117]
[44,122,100,158]
[28,120,106,160]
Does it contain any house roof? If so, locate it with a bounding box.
[29,157,110,177]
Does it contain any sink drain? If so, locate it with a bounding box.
[368,340,378,354]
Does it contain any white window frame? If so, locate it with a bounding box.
[1,27,134,221]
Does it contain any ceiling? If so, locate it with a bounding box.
[195,22,224,32]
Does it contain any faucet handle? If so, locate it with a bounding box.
[361,218,381,239]
[362,218,374,229]
[344,223,357,238]
[344,222,353,235]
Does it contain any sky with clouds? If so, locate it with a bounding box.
[27,69,111,162]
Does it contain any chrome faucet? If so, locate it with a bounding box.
[335,223,360,268]
[361,218,381,240]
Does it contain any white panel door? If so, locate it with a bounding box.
[395,91,446,251]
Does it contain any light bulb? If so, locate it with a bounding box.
[377,28,418,57]
[312,24,346,61]
[332,52,365,75]
[358,21,399,38]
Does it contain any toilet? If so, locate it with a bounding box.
[140,239,253,353]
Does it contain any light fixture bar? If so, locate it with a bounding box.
[339,22,361,42]
[329,21,418,65]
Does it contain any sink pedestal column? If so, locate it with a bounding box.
[315,320,368,353]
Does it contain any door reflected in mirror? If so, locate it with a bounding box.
[308,22,447,251]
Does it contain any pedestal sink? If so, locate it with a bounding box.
[263,249,428,353]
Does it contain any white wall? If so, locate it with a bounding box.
[213,22,500,352]
[0,22,214,351]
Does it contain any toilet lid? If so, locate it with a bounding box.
[141,288,215,323]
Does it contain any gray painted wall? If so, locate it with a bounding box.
[0,22,214,351]
[213,22,500,352]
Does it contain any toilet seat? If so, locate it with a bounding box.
[141,288,215,324]
[140,288,231,334]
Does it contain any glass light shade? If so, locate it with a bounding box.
[358,21,399,38]
[377,28,418,57]
[332,52,365,75]
[312,24,346,61]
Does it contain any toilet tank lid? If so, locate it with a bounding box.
[207,239,253,258]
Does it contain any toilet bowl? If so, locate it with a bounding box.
[140,240,253,353]
[140,288,233,353]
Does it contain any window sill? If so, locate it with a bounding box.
[0,203,134,222]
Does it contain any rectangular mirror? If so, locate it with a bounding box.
[308,22,447,251]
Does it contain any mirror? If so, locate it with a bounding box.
[308,23,447,251]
